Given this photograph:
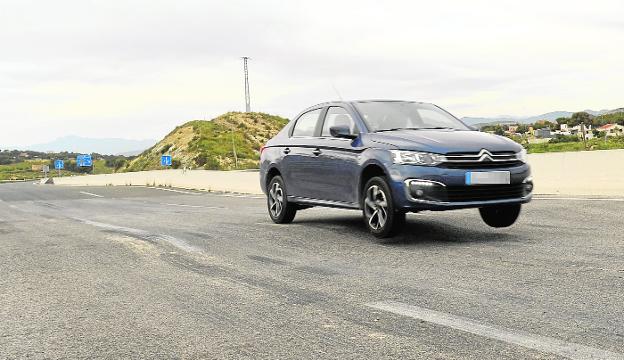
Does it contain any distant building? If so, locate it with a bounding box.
[534,128,552,138]
[560,123,569,132]
[570,124,593,140]
[596,123,624,137]
[507,125,518,134]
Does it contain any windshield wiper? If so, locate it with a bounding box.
[375,127,422,132]
[375,126,456,132]
[418,126,456,130]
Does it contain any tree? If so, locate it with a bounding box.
[569,112,592,126]
[556,117,569,126]
[516,124,530,134]
[114,158,126,171]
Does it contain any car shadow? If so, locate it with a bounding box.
[293,213,522,246]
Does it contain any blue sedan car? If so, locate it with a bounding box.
[260,100,532,238]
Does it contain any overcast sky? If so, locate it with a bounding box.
[1,0,623,147]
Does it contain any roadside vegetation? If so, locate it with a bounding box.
[480,110,624,154]
[0,150,131,181]
[526,136,624,153]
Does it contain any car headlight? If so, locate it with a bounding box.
[390,150,446,166]
[515,148,528,163]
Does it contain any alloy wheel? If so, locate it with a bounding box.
[269,181,284,218]
[364,184,388,230]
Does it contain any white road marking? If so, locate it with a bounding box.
[160,202,222,209]
[79,218,201,253]
[366,301,623,360]
[79,191,104,198]
[144,186,199,195]
[534,197,624,202]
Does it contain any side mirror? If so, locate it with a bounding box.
[330,125,357,139]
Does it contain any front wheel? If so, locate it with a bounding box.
[267,175,297,224]
[479,204,521,228]
[362,176,405,239]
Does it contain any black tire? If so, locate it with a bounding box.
[267,175,297,224]
[479,204,521,228]
[362,176,405,238]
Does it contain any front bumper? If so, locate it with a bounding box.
[388,163,532,211]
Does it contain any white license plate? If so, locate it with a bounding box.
[465,171,510,185]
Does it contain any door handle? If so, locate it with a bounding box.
[312,148,322,156]
[283,148,291,154]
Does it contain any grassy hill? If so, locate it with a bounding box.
[126,112,289,171]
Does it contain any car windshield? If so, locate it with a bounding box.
[354,101,470,132]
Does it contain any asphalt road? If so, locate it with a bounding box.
[0,182,622,359]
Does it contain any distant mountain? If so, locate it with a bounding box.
[603,107,624,115]
[462,109,615,127]
[115,149,148,157]
[19,136,156,155]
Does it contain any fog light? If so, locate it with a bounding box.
[522,176,533,195]
[406,179,445,201]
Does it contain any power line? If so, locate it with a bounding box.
[242,57,251,112]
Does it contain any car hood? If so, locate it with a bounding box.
[367,130,522,154]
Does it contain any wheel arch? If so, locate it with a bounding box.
[358,162,389,206]
[265,166,282,188]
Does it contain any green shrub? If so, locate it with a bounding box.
[549,135,580,143]
[195,154,207,167]
[203,156,221,170]
[160,144,172,154]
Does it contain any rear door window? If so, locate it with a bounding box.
[291,109,321,137]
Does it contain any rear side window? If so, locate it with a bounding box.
[322,107,357,137]
[292,109,321,137]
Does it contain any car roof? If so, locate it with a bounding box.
[301,99,431,113]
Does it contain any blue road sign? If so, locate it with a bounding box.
[77,154,93,167]
[161,155,172,167]
[54,160,64,170]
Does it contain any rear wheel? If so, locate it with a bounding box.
[267,175,297,224]
[479,204,521,228]
[362,176,405,238]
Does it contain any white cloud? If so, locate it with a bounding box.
[1,0,623,147]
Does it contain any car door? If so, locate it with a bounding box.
[280,108,323,199]
[311,106,363,204]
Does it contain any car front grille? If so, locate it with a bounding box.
[444,184,526,202]
[441,150,522,169]
[442,160,523,169]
